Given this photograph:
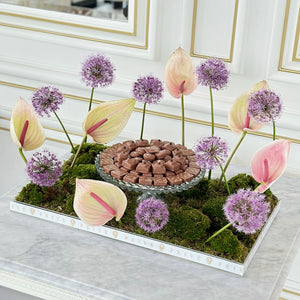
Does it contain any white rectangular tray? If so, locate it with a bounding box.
[10,200,281,276]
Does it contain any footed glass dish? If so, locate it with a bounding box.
[95,153,206,200]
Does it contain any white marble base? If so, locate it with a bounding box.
[9,199,281,276]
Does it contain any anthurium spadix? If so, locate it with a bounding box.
[10,97,45,151]
[164,47,198,99]
[251,139,290,193]
[84,98,135,144]
[73,179,127,226]
[228,80,269,134]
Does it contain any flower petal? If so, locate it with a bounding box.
[74,179,127,226]
[251,139,290,192]
[165,47,198,98]
[228,80,270,134]
[10,97,45,150]
[83,98,135,144]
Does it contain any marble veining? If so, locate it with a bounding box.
[1,170,300,300]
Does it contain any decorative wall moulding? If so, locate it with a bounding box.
[190,0,239,62]
[0,0,151,50]
[10,200,281,276]
[1,80,300,146]
[278,0,300,74]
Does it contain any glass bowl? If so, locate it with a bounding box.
[95,153,206,201]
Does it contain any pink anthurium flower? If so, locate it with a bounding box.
[73,179,127,226]
[228,80,269,134]
[164,47,198,99]
[251,139,290,193]
[83,98,135,144]
[10,97,45,151]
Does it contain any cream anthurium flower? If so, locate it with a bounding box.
[10,97,45,151]
[165,47,198,99]
[228,80,269,134]
[73,179,127,226]
[84,98,135,144]
[251,139,290,193]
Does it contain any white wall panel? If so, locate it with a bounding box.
[0,0,300,174]
[191,0,238,61]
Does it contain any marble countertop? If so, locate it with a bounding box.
[0,134,300,299]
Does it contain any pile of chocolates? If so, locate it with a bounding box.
[99,139,201,187]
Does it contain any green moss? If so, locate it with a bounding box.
[206,229,248,259]
[167,206,210,241]
[14,143,279,263]
[202,196,227,229]
[228,173,258,192]
[16,184,45,205]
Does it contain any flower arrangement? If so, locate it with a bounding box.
[10,49,291,265]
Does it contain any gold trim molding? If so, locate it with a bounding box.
[0,0,150,49]
[0,0,137,36]
[190,0,239,62]
[1,80,299,144]
[292,7,300,62]
[278,0,300,74]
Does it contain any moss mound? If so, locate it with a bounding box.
[15,143,279,263]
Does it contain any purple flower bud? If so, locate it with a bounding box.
[248,89,282,124]
[194,136,228,170]
[81,54,115,88]
[32,86,63,117]
[26,150,62,186]
[135,197,169,233]
[196,58,229,90]
[132,75,163,104]
[223,188,270,234]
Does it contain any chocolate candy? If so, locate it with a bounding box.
[136,160,152,173]
[152,160,166,175]
[99,139,201,186]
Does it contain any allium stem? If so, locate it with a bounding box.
[218,160,230,195]
[219,130,247,183]
[71,134,87,168]
[54,112,75,152]
[272,121,276,141]
[140,102,147,140]
[181,93,185,146]
[18,147,27,164]
[209,86,214,136]
[88,87,95,112]
[205,222,231,243]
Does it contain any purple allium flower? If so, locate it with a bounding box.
[26,150,62,187]
[196,58,229,90]
[223,188,270,234]
[81,54,115,88]
[194,136,228,170]
[248,89,282,124]
[32,86,63,117]
[132,75,163,104]
[135,198,169,233]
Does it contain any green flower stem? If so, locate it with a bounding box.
[205,222,232,243]
[273,121,276,141]
[218,160,230,195]
[208,170,212,180]
[209,86,214,136]
[88,87,95,112]
[71,133,87,168]
[54,112,75,152]
[181,93,185,146]
[85,87,95,144]
[207,86,214,181]
[219,130,247,183]
[18,147,27,164]
[140,102,147,140]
